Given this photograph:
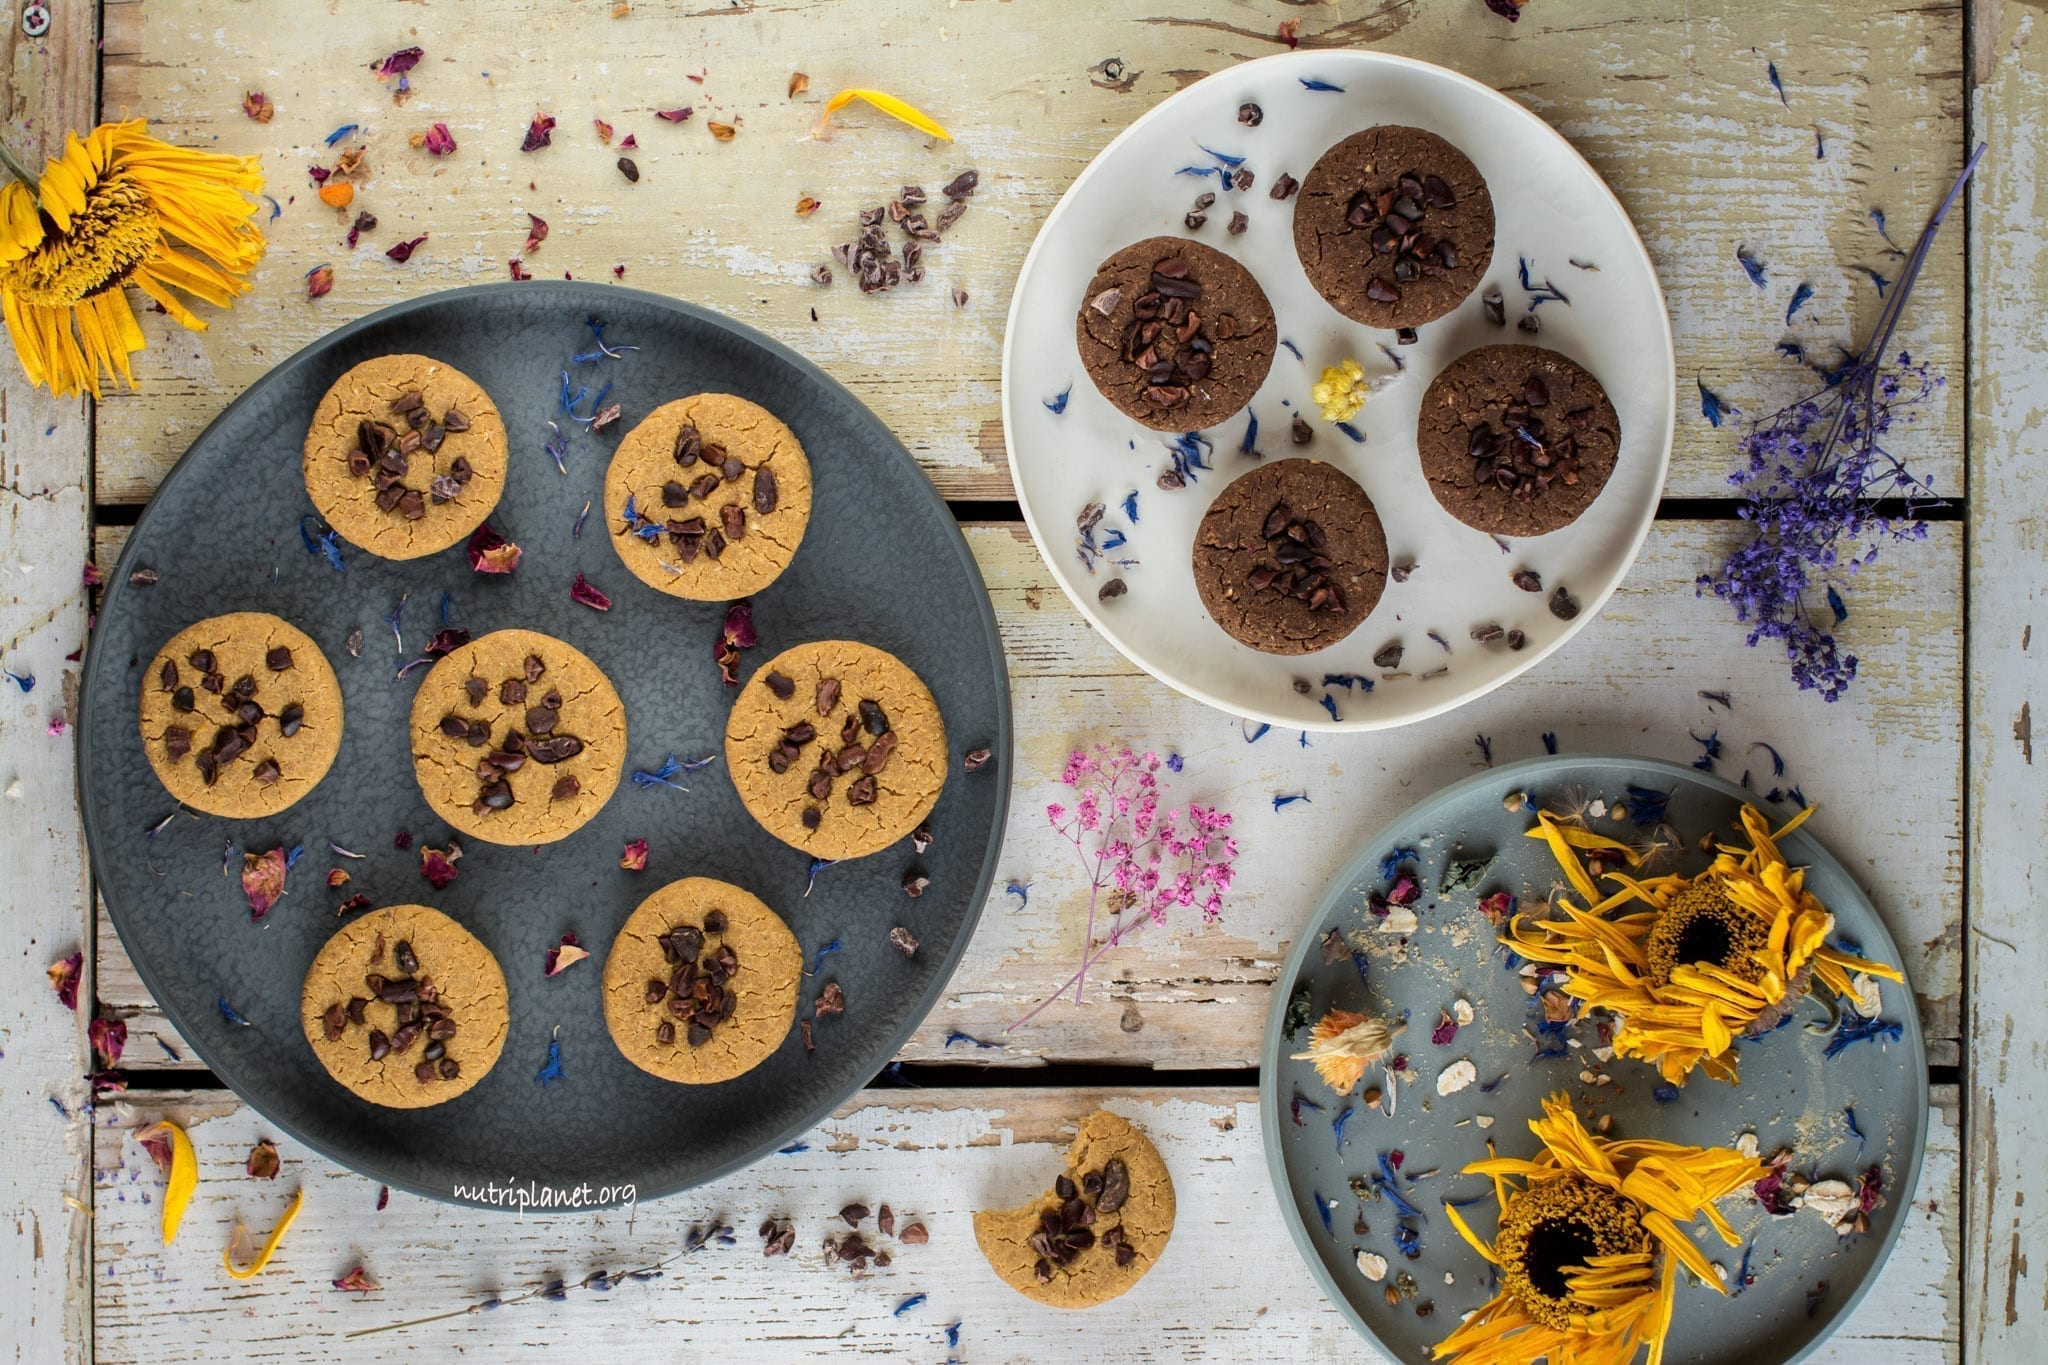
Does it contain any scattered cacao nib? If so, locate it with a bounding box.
[617,156,640,183]
[800,1020,814,1051]
[963,746,991,772]
[1549,585,1579,619]
[1512,568,1543,592]
[1390,562,1416,583]
[902,868,930,898]
[941,170,978,199]
[1228,210,1249,235]
[1373,642,1404,669]
[1507,629,1527,650]
[910,821,933,854]
[1270,171,1299,200]
[1099,577,1129,602]
[899,1222,928,1245]
[1518,313,1541,334]
[1482,285,1506,326]
[816,982,846,1017]
[1470,622,1505,642]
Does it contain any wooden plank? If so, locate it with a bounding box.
[94,520,1965,1072]
[0,2,101,1359]
[90,1082,1960,1362]
[91,0,1963,504]
[1965,1,2048,1356]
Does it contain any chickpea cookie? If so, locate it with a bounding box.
[604,394,814,600]
[600,877,802,1085]
[302,353,510,560]
[724,640,946,861]
[1075,236,1276,431]
[1292,125,1495,330]
[138,612,343,818]
[1417,343,1621,538]
[973,1109,1176,1308]
[301,904,510,1109]
[408,629,625,845]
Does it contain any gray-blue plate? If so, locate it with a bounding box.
[1259,755,1924,1363]
[78,282,1011,1209]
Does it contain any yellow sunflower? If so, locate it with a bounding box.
[1435,1093,1768,1365]
[0,120,264,398]
[1506,803,1903,1085]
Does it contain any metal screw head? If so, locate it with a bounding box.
[20,3,50,38]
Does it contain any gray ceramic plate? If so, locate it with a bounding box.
[79,282,1010,1209]
[1259,755,1925,1363]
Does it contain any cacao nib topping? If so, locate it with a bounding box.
[265,646,294,671]
[1115,253,1236,412]
[1347,169,1461,304]
[752,467,778,515]
[1458,373,1587,501]
[164,726,191,760]
[1243,501,1345,613]
[765,670,795,700]
[525,735,585,764]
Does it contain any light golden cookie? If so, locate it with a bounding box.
[600,877,802,1085]
[602,394,813,600]
[301,904,509,1109]
[137,612,343,818]
[407,629,625,845]
[303,354,509,560]
[973,1109,1176,1308]
[723,640,945,861]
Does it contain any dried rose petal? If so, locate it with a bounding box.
[243,91,274,122]
[796,195,822,218]
[524,213,549,255]
[336,893,372,917]
[242,847,290,920]
[332,1266,379,1293]
[374,46,424,79]
[656,107,693,123]
[1430,1010,1458,1046]
[327,868,350,888]
[134,1124,174,1174]
[419,841,463,890]
[715,600,756,686]
[618,133,638,149]
[1279,17,1301,45]
[544,933,589,977]
[593,118,615,145]
[1483,0,1526,19]
[789,72,810,97]
[508,259,533,281]
[306,264,335,299]
[424,627,471,657]
[421,121,457,156]
[707,120,737,142]
[570,573,612,611]
[246,1139,281,1180]
[466,522,523,575]
[620,839,649,871]
[47,951,82,1011]
[386,235,428,264]
[520,112,558,152]
[88,1015,126,1066]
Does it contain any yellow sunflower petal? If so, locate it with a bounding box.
[222,1187,305,1279]
[816,88,951,142]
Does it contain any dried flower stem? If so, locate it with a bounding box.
[0,138,40,192]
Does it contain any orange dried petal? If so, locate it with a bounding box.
[318,181,355,209]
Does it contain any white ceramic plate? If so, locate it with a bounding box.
[1002,50,1675,731]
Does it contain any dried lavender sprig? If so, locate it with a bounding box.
[1809,142,1984,469]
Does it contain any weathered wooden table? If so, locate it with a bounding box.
[1,1,2038,1359]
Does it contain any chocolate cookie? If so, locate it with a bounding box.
[724,641,946,861]
[599,877,802,1085]
[302,354,510,560]
[407,629,626,845]
[1075,237,1275,431]
[1293,126,1494,329]
[603,394,815,600]
[973,1109,1176,1308]
[138,612,343,818]
[301,904,509,1109]
[1192,460,1388,655]
[1417,344,1621,538]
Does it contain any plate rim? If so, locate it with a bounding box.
[76,279,1014,1209]
[1254,752,1930,1360]
[999,48,1678,731]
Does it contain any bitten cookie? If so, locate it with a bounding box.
[302,354,509,560]
[973,1109,1176,1308]
[1292,126,1495,330]
[604,394,814,600]
[1416,344,1622,538]
[1075,237,1276,431]
[599,877,802,1085]
[407,629,625,845]
[301,904,509,1109]
[138,612,343,818]
[724,640,946,861]
[1192,460,1389,654]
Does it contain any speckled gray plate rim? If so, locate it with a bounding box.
[77,280,1012,1210]
[1258,754,1927,1364]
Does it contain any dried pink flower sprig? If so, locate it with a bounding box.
[1009,745,1237,1031]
